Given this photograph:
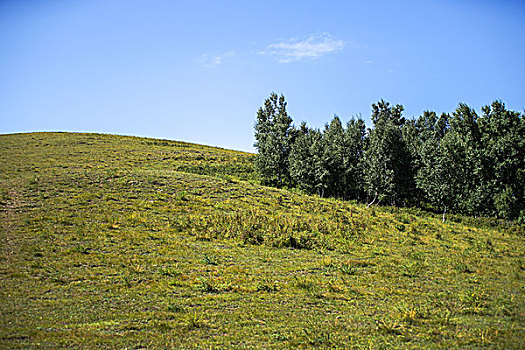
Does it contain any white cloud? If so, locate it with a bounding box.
[266,33,345,63]
[200,51,235,68]
[364,60,374,64]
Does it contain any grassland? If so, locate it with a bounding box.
[1,132,524,349]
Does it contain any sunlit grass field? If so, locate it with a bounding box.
[1,132,524,349]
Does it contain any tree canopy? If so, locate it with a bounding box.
[254,93,525,222]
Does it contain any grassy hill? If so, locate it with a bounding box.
[1,132,523,349]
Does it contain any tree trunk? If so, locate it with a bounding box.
[442,206,447,223]
[367,193,377,208]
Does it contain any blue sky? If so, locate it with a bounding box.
[1,0,524,152]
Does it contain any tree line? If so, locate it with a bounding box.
[254,92,525,222]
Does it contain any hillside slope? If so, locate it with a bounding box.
[1,132,524,349]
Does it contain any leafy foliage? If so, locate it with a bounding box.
[479,101,525,219]
[255,93,525,221]
[363,100,413,206]
[289,125,324,195]
[254,92,295,187]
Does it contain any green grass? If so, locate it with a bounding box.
[1,132,524,349]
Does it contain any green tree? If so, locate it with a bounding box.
[415,112,456,221]
[413,111,453,219]
[447,103,487,216]
[289,125,323,194]
[322,116,346,197]
[401,118,422,206]
[344,118,367,200]
[254,93,295,187]
[410,111,450,174]
[479,101,525,219]
[291,116,367,200]
[363,100,412,206]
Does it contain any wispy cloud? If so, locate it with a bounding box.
[199,51,235,68]
[265,33,345,63]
